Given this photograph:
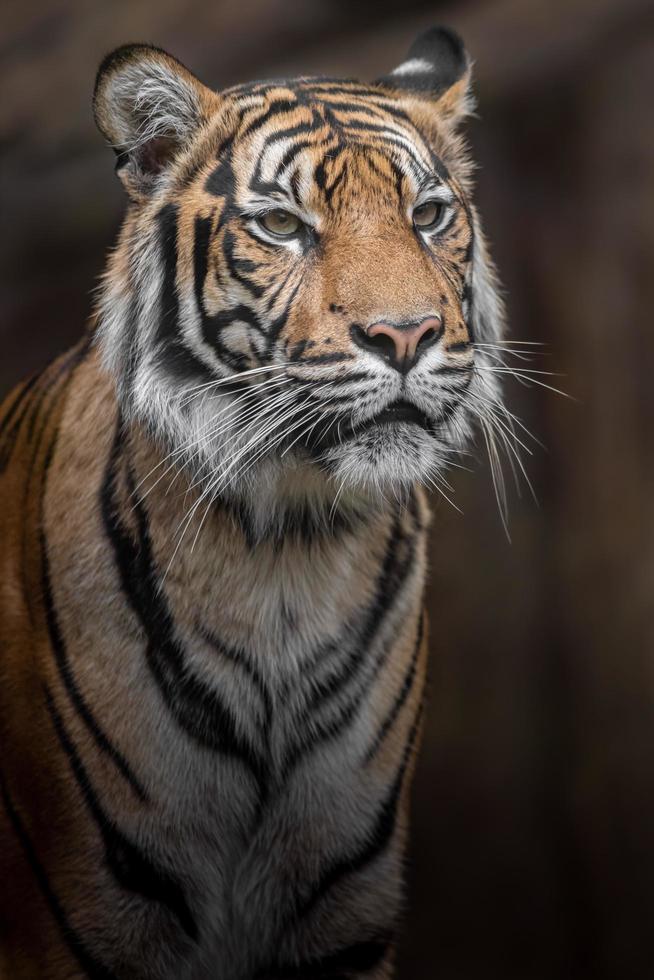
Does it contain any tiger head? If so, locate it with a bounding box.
[93,28,504,513]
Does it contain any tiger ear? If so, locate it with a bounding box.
[374,27,473,125]
[93,44,219,200]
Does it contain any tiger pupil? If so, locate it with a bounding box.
[414,201,442,228]
[263,210,299,236]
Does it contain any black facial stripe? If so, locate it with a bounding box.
[266,278,303,348]
[239,97,300,140]
[157,338,217,385]
[323,156,348,203]
[289,166,302,207]
[259,110,325,152]
[431,364,472,376]
[354,131,433,184]
[265,266,300,313]
[319,98,401,121]
[272,137,314,179]
[329,116,425,151]
[205,144,235,198]
[428,207,458,238]
[362,153,399,192]
[193,215,251,369]
[297,369,374,389]
[155,204,180,346]
[222,229,265,299]
[290,351,354,367]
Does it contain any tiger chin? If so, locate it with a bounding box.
[0,27,504,980]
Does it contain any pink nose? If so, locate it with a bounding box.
[367,315,442,371]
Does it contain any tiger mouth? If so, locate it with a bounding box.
[358,400,431,433]
[308,400,432,452]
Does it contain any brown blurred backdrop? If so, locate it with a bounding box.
[2,1,654,977]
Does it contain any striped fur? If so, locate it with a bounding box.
[0,28,504,979]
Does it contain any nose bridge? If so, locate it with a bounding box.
[328,232,430,317]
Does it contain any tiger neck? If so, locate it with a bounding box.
[124,415,384,553]
[111,419,409,659]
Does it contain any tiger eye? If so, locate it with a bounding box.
[413,200,444,230]
[260,210,302,237]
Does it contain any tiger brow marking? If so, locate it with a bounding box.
[273,134,335,180]
[239,96,301,140]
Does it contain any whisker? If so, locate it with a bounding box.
[476,366,572,399]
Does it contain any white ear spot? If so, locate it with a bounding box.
[391,57,434,77]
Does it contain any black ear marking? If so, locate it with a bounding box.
[375,26,469,99]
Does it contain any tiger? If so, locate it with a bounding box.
[0,25,505,980]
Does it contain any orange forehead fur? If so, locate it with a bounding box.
[157,81,475,356]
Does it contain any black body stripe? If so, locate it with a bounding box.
[197,625,273,731]
[0,374,44,472]
[211,486,368,549]
[100,423,267,794]
[40,523,149,802]
[0,374,39,441]
[281,512,416,774]
[9,348,142,800]
[43,686,197,941]
[29,349,148,802]
[0,768,117,980]
[298,700,424,920]
[364,612,424,765]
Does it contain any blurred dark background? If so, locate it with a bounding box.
[2,1,654,977]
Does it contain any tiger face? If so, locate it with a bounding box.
[94,29,503,510]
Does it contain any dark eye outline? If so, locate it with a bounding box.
[412,199,448,233]
[257,209,305,239]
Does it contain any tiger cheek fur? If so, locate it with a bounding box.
[0,26,504,980]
